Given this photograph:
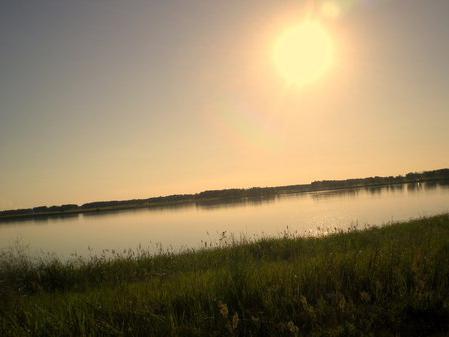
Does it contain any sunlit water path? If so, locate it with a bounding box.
[1,182,449,259]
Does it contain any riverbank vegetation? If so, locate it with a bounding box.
[1,168,449,221]
[1,214,449,336]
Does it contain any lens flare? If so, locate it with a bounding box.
[321,1,341,19]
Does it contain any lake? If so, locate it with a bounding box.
[1,182,449,259]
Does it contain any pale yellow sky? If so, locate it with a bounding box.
[1,0,448,209]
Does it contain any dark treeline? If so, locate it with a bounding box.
[1,168,448,220]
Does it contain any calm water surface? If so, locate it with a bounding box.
[1,182,449,259]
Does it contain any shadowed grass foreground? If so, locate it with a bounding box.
[1,215,449,336]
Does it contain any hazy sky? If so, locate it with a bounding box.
[1,0,448,210]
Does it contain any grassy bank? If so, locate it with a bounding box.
[1,215,449,336]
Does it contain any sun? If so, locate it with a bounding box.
[273,21,333,87]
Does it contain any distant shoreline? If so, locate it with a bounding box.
[1,168,448,221]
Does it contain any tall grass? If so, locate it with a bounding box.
[1,214,449,336]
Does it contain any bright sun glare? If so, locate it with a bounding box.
[274,21,333,87]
